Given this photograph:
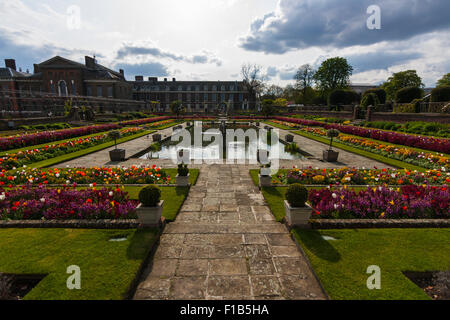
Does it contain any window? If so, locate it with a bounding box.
[97,86,103,97]
[50,83,55,94]
[221,85,225,91]
[195,85,200,91]
[230,85,235,91]
[71,81,76,95]
[212,85,217,91]
[221,93,225,101]
[87,86,92,96]
[229,93,234,101]
[212,93,217,101]
[239,93,243,102]
[204,93,208,101]
[107,86,113,97]
[203,85,208,91]
[178,85,183,91]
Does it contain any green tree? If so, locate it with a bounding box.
[313,57,353,93]
[294,64,315,97]
[381,70,424,101]
[170,100,184,117]
[436,73,450,87]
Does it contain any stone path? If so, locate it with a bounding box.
[133,165,327,300]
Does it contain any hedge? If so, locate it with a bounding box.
[395,87,423,103]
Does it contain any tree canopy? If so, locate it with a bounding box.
[381,70,424,101]
[313,57,353,93]
[436,73,450,87]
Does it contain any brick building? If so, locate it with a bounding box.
[132,76,257,113]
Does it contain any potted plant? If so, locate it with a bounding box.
[176,163,190,186]
[284,184,311,227]
[136,185,164,227]
[285,134,294,143]
[108,130,126,161]
[259,163,272,187]
[323,129,340,162]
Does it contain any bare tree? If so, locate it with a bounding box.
[262,84,284,99]
[294,64,315,96]
[241,63,266,108]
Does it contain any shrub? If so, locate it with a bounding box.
[138,185,161,207]
[361,93,380,109]
[395,87,423,103]
[328,89,359,106]
[363,88,386,104]
[285,184,308,207]
[177,163,189,176]
[430,86,450,102]
[108,130,122,147]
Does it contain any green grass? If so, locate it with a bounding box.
[0,228,157,300]
[124,186,189,221]
[292,228,450,300]
[292,130,427,172]
[28,130,154,169]
[264,121,294,130]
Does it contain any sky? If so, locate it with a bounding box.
[0,0,449,87]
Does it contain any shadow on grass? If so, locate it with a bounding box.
[126,229,158,260]
[175,186,189,196]
[294,229,341,263]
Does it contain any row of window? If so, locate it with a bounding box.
[134,84,240,92]
[136,92,245,102]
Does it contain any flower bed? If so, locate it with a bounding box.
[0,123,120,152]
[274,116,450,154]
[120,116,171,126]
[275,167,449,186]
[143,119,175,128]
[0,127,144,171]
[308,185,449,219]
[0,165,170,185]
[299,127,449,170]
[0,185,138,220]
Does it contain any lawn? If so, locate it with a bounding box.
[0,228,158,300]
[292,228,450,300]
[125,186,190,221]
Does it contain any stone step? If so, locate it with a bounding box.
[164,222,288,234]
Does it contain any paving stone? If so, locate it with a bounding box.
[279,275,325,300]
[270,246,302,257]
[245,244,272,260]
[274,257,309,275]
[210,245,246,258]
[248,259,276,275]
[177,259,208,276]
[180,245,211,259]
[153,245,182,259]
[207,276,251,298]
[170,276,207,299]
[134,277,171,299]
[148,259,178,277]
[209,258,248,275]
[266,234,295,246]
[251,276,282,296]
[244,234,267,245]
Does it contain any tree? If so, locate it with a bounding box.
[436,73,450,87]
[294,64,315,97]
[241,63,265,108]
[381,70,424,101]
[261,84,284,100]
[170,100,184,117]
[273,98,288,107]
[313,57,353,93]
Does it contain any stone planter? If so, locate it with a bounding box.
[284,200,312,227]
[136,200,164,227]
[176,174,190,186]
[152,134,161,142]
[109,149,126,162]
[259,174,272,187]
[256,122,260,127]
[323,150,339,162]
[260,167,271,176]
[285,134,294,143]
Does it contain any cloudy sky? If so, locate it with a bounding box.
[0,0,449,87]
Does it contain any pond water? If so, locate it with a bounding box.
[139,122,305,161]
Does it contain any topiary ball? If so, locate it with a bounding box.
[326,129,340,138]
[138,185,161,207]
[285,183,308,207]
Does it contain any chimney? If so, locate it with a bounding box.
[85,56,96,69]
[164,78,167,82]
[119,69,124,76]
[135,75,143,81]
[5,59,16,71]
[33,64,40,74]
[172,78,176,82]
